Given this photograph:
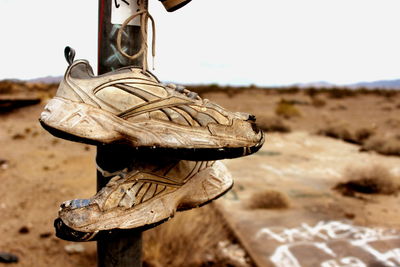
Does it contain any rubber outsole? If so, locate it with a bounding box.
[39,119,264,161]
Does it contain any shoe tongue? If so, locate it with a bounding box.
[69,60,95,79]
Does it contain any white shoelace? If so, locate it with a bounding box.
[116,0,156,72]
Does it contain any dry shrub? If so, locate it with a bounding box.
[334,165,400,196]
[0,81,14,94]
[317,123,354,143]
[143,205,241,267]
[311,97,326,108]
[275,100,301,119]
[304,87,320,97]
[362,134,400,156]
[256,115,291,133]
[214,241,251,267]
[381,106,392,111]
[327,88,356,99]
[318,122,374,145]
[187,84,256,99]
[247,190,289,209]
[330,104,347,111]
[354,128,375,143]
[277,87,301,95]
[277,99,309,105]
[385,118,400,128]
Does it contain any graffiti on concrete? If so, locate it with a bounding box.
[256,221,400,267]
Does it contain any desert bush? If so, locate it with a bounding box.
[143,205,246,267]
[327,88,356,99]
[334,164,400,196]
[187,84,233,97]
[318,123,375,145]
[354,128,375,143]
[362,134,400,156]
[304,87,320,97]
[0,81,14,94]
[275,99,301,119]
[385,118,400,128]
[26,83,58,92]
[330,104,347,111]
[381,106,392,111]
[317,123,354,143]
[281,99,310,105]
[311,97,326,108]
[214,241,251,267]
[247,190,289,209]
[377,90,398,98]
[256,115,291,133]
[357,88,399,98]
[187,84,262,99]
[276,87,301,94]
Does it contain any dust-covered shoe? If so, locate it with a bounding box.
[56,160,232,237]
[159,0,191,12]
[39,48,264,160]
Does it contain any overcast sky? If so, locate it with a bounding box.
[0,0,399,86]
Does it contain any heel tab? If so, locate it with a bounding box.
[64,46,76,66]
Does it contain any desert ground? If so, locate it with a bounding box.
[0,81,400,266]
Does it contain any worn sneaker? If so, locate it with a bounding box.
[159,0,191,12]
[39,49,264,160]
[56,160,232,238]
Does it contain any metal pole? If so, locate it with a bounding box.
[97,0,147,266]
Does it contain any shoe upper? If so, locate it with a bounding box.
[55,59,264,147]
[94,160,214,211]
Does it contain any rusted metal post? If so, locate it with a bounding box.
[97,0,147,266]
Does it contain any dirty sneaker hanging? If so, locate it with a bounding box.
[54,159,232,241]
[39,47,264,160]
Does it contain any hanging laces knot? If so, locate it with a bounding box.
[116,1,156,72]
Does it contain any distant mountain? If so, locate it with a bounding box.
[350,79,400,89]
[293,79,400,89]
[27,76,62,84]
[292,81,335,88]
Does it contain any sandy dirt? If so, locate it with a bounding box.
[0,86,399,266]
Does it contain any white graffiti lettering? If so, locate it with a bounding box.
[255,221,400,267]
[321,257,366,267]
[256,221,399,243]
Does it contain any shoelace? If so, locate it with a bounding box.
[116,1,201,101]
[116,0,156,72]
[165,83,202,100]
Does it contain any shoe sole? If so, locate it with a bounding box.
[39,97,264,160]
[55,161,233,241]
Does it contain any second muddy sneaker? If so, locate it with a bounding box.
[39,48,264,160]
[56,160,232,237]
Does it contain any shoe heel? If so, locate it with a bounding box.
[40,97,120,144]
[177,162,233,210]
